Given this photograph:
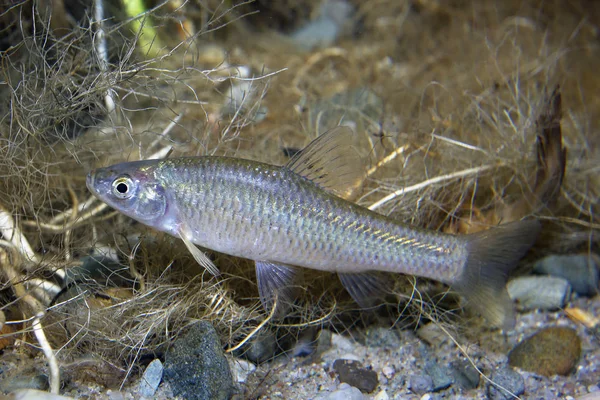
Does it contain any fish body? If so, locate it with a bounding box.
[87,127,540,329]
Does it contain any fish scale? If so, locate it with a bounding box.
[87,126,540,329]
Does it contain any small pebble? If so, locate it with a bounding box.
[330,333,357,353]
[373,389,389,400]
[239,329,277,363]
[449,359,480,390]
[314,383,367,400]
[508,326,581,376]
[229,358,256,383]
[289,0,353,51]
[507,276,571,310]
[416,323,448,347]
[409,374,434,395]
[424,359,453,392]
[332,359,378,393]
[138,359,163,397]
[487,367,525,400]
[534,253,600,296]
[381,366,395,379]
[364,327,402,348]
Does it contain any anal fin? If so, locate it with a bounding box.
[256,261,300,316]
[338,272,389,309]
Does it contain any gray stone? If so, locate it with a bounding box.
[408,374,433,394]
[163,320,233,400]
[314,383,367,400]
[238,329,277,363]
[449,359,480,390]
[364,327,402,348]
[290,0,353,51]
[424,359,453,392]
[138,359,163,397]
[507,276,571,310]
[332,359,378,393]
[533,254,600,296]
[487,367,525,400]
[229,358,256,383]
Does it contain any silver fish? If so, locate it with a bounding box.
[87,127,540,329]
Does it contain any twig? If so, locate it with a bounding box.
[49,196,98,225]
[0,250,61,394]
[274,299,337,328]
[368,164,497,210]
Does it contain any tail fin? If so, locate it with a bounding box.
[453,220,541,330]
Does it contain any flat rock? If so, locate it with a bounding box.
[138,359,163,397]
[534,254,600,296]
[163,320,233,400]
[487,367,525,400]
[332,359,378,393]
[507,276,571,310]
[508,326,581,376]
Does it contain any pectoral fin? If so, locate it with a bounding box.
[178,229,220,277]
[339,272,388,309]
[256,261,300,315]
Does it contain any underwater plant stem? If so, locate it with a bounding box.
[0,253,60,394]
[0,205,39,264]
[32,313,60,394]
[368,164,498,211]
[366,144,410,178]
[23,202,115,233]
[94,0,116,114]
[225,295,278,353]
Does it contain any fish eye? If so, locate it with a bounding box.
[111,176,134,199]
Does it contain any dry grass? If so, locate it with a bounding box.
[0,0,598,392]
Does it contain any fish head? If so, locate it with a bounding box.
[87,160,169,227]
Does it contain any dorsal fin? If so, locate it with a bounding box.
[284,126,368,201]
